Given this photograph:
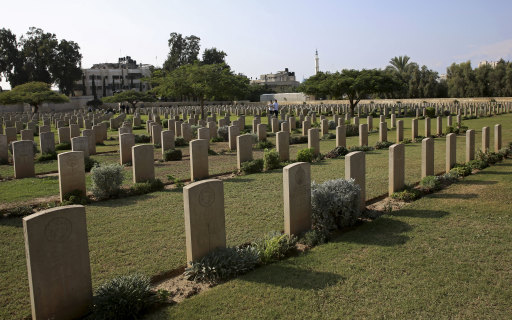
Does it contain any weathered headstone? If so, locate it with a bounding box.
[82,129,96,155]
[425,117,431,137]
[283,162,311,236]
[482,126,490,152]
[132,145,154,183]
[236,134,253,169]
[161,130,175,153]
[197,127,210,141]
[466,129,475,162]
[58,151,86,201]
[396,120,404,142]
[190,139,209,181]
[228,125,239,151]
[13,140,35,179]
[70,124,80,138]
[119,133,135,165]
[71,137,89,158]
[152,124,162,146]
[494,124,502,152]
[0,134,8,163]
[21,129,34,141]
[345,151,365,209]
[5,127,17,143]
[276,131,290,161]
[23,205,92,320]
[257,123,267,141]
[181,123,192,142]
[389,143,405,196]
[336,125,346,148]
[411,118,418,139]
[421,137,434,178]
[308,128,320,156]
[446,133,456,173]
[436,117,442,136]
[271,118,279,133]
[379,122,387,142]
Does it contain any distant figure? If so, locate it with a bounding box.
[120,104,126,113]
[273,100,279,117]
[267,101,274,116]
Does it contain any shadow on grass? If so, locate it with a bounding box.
[388,209,450,219]
[335,217,412,246]
[241,264,344,290]
[478,170,511,175]
[224,177,255,183]
[458,180,497,185]
[428,193,478,199]
[89,192,163,208]
[0,216,23,227]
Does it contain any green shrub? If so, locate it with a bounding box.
[163,149,182,161]
[498,147,510,158]
[311,178,361,231]
[255,140,274,149]
[210,136,224,143]
[297,148,315,163]
[37,151,57,162]
[55,142,71,151]
[425,107,435,118]
[322,133,336,140]
[437,172,459,185]
[345,124,359,137]
[130,179,165,195]
[241,159,264,174]
[419,175,441,192]
[93,274,163,320]
[401,138,412,144]
[62,189,89,205]
[263,148,280,171]
[298,229,329,247]
[348,145,374,152]
[324,146,349,159]
[253,231,297,265]
[134,135,151,143]
[175,137,188,147]
[2,205,33,218]
[84,157,99,172]
[184,246,260,283]
[91,164,124,199]
[374,141,394,149]
[217,126,229,141]
[289,136,308,145]
[450,163,472,177]
[468,159,489,170]
[391,186,422,202]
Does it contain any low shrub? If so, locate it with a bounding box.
[298,229,329,247]
[253,231,297,265]
[93,274,164,320]
[345,124,359,137]
[134,135,151,143]
[437,172,459,185]
[419,175,441,192]
[2,205,33,218]
[311,178,361,231]
[217,126,229,141]
[322,133,336,140]
[241,159,264,174]
[130,179,165,195]
[324,146,349,159]
[374,141,394,149]
[210,136,224,143]
[167,175,184,190]
[328,120,336,129]
[55,142,71,151]
[289,136,308,145]
[84,157,99,172]
[163,149,182,161]
[90,164,124,199]
[450,163,472,177]
[468,159,489,170]
[175,137,188,147]
[184,246,260,283]
[425,107,436,118]
[401,138,412,144]
[391,186,422,202]
[297,148,316,163]
[255,140,274,149]
[62,189,89,205]
[37,151,57,162]
[263,148,280,171]
[498,147,510,158]
[348,145,374,152]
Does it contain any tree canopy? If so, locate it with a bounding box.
[0,81,69,113]
[102,90,156,108]
[202,48,227,65]
[0,27,82,95]
[163,32,201,72]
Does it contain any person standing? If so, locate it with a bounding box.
[273,100,279,117]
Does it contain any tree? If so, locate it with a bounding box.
[202,48,227,65]
[102,90,156,109]
[0,81,69,113]
[0,27,82,92]
[246,83,275,102]
[389,55,412,73]
[102,77,107,97]
[91,77,97,100]
[298,71,332,99]
[163,32,201,72]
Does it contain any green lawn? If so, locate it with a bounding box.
[147,159,512,319]
[0,112,511,319]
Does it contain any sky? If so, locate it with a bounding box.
[1,0,512,89]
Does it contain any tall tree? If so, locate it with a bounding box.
[91,77,97,100]
[389,55,412,73]
[51,39,82,95]
[163,32,200,72]
[0,81,69,113]
[102,76,106,97]
[202,48,227,65]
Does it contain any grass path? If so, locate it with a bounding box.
[148,159,512,319]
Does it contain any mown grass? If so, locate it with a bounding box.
[147,159,512,319]
[0,113,511,318]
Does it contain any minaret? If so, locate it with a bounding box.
[315,49,319,74]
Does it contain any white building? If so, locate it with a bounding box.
[251,68,300,92]
[74,56,152,97]
[478,60,499,68]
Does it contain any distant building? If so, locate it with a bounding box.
[251,68,300,92]
[439,74,447,81]
[315,50,319,74]
[260,92,306,102]
[74,56,152,97]
[478,60,499,68]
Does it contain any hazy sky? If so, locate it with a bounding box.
[2,0,512,89]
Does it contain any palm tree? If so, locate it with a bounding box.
[389,56,411,73]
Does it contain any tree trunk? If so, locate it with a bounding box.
[200,98,205,119]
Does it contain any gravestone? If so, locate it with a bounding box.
[13,140,35,179]
[466,129,475,162]
[40,132,55,154]
[228,125,239,151]
[0,134,7,163]
[92,125,103,144]
[396,120,404,142]
[436,117,442,136]
[482,126,490,152]
[308,128,320,156]
[197,127,210,141]
[257,124,267,141]
[71,137,89,158]
[321,119,329,134]
[276,131,290,161]
[181,123,192,142]
[39,125,50,134]
[58,151,86,201]
[21,129,34,141]
[494,124,502,152]
[236,134,253,169]
[379,122,387,142]
[119,133,135,165]
[367,116,373,131]
[446,133,456,173]
[283,162,311,236]
[161,130,175,153]
[190,139,209,181]
[132,145,154,183]
[389,143,405,196]
[281,121,290,133]
[70,124,80,138]
[23,205,92,320]
[390,114,396,128]
[82,129,96,155]
[345,151,365,209]
[271,118,279,133]
[5,127,16,143]
[411,118,418,139]
[359,124,368,146]
[302,120,311,136]
[336,125,346,148]
[175,121,182,137]
[183,179,226,263]
[207,121,217,138]
[152,124,162,146]
[421,137,434,178]
[425,117,431,137]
